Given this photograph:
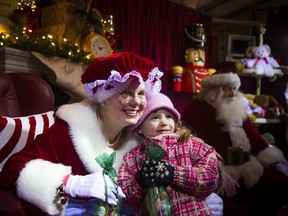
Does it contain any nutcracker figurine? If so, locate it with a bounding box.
[182,24,215,93]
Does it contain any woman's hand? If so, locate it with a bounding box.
[63,173,126,205]
[221,171,240,198]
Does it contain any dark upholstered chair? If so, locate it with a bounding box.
[0,72,54,216]
[0,72,54,117]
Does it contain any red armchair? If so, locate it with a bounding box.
[0,72,54,215]
[0,72,54,117]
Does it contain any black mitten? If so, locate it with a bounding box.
[135,159,174,188]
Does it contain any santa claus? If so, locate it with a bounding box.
[182,72,288,216]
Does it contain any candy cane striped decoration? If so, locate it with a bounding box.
[0,111,54,170]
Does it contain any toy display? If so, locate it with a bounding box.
[181,23,215,93]
[235,46,255,71]
[254,94,286,118]
[244,93,265,120]
[170,65,184,92]
[244,93,286,119]
[181,47,215,93]
[242,44,281,77]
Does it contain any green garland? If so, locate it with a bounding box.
[0,27,93,65]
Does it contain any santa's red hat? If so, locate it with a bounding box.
[81,52,163,102]
[200,72,241,90]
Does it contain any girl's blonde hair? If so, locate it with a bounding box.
[175,122,196,143]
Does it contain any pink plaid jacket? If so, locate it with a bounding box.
[117,134,221,216]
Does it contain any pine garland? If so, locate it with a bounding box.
[0,27,93,65]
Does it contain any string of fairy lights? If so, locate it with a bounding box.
[0,27,93,64]
[0,0,93,65]
[17,0,37,11]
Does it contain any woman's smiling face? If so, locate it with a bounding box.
[102,82,147,129]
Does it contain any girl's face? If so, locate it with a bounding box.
[102,83,147,129]
[140,109,176,137]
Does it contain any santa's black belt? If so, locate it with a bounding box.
[227,147,250,166]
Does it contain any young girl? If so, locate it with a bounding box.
[117,93,223,216]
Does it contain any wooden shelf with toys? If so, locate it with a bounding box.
[234,39,288,155]
[234,25,288,95]
[236,69,287,95]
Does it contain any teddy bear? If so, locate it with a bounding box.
[265,95,285,118]
[253,94,285,118]
[236,46,255,72]
[246,44,280,77]
[244,94,265,121]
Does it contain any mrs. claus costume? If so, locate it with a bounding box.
[182,72,288,215]
[0,52,163,215]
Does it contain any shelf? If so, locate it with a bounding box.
[253,118,281,124]
[237,70,285,95]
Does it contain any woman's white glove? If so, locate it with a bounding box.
[64,173,126,205]
[221,170,240,198]
[205,193,223,216]
[275,162,288,177]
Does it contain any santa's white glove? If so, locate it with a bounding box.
[221,171,240,198]
[205,193,223,216]
[275,162,288,177]
[64,173,126,205]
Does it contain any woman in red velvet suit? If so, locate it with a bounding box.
[0,52,164,215]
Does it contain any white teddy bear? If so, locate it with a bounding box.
[247,44,280,77]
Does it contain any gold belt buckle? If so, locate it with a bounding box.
[227,147,244,165]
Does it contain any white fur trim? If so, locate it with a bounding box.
[227,126,251,152]
[240,156,263,188]
[224,155,263,189]
[114,133,140,172]
[56,100,140,173]
[201,72,241,89]
[257,146,288,168]
[57,100,106,173]
[16,159,71,215]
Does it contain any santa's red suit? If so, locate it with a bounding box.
[182,98,288,215]
[0,100,139,215]
[182,64,209,93]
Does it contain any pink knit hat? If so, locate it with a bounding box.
[81,52,163,102]
[131,93,180,134]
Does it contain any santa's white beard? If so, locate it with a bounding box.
[216,94,247,125]
[215,93,251,151]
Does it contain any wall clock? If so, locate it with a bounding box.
[83,33,113,58]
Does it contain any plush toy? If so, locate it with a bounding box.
[265,95,285,118]
[246,44,280,77]
[253,94,285,118]
[244,94,265,120]
[242,46,255,67]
